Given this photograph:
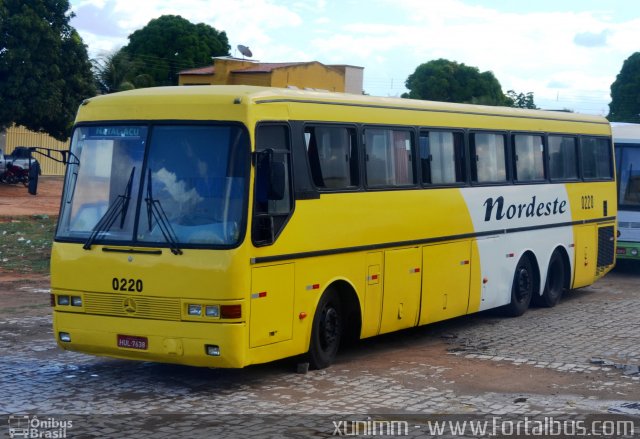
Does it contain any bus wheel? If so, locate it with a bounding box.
[503,255,534,317]
[534,251,565,308]
[308,289,342,370]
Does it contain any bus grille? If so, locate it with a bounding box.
[83,293,181,321]
[597,226,615,268]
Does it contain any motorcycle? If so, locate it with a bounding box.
[0,162,30,186]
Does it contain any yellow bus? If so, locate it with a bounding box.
[51,86,616,369]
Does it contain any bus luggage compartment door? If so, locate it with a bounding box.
[250,263,295,348]
[379,247,421,334]
[419,241,471,325]
[572,225,596,289]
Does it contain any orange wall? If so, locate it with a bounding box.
[179,59,347,92]
[270,63,344,92]
[180,74,215,85]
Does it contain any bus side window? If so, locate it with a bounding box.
[365,128,415,187]
[549,136,578,180]
[513,134,545,182]
[470,132,507,183]
[304,125,359,190]
[253,124,293,246]
[420,130,465,185]
[581,137,612,180]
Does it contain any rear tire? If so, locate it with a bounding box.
[533,251,565,308]
[308,289,342,370]
[502,255,534,317]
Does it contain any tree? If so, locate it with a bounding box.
[505,90,537,109]
[92,50,153,94]
[402,59,507,106]
[0,0,96,140]
[121,15,230,87]
[608,52,640,123]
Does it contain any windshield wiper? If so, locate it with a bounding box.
[83,167,135,250]
[145,169,183,255]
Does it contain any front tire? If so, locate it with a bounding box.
[502,255,534,317]
[308,289,342,370]
[533,251,565,308]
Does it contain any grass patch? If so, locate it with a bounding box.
[0,215,57,274]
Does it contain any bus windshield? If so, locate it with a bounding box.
[57,124,250,248]
[617,145,640,209]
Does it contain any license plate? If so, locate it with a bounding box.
[617,248,627,255]
[117,334,148,350]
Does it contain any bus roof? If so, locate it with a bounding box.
[611,122,640,143]
[76,85,609,126]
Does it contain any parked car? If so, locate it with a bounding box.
[0,146,40,188]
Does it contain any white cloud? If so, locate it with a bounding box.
[300,0,640,112]
[574,30,611,47]
[68,0,640,114]
[153,168,203,206]
[71,0,304,57]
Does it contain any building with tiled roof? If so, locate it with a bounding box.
[179,57,363,94]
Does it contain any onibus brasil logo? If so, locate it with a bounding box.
[8,415,73,438]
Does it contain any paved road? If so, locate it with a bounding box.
[1,264,638,437]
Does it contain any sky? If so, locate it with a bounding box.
[68,0,640,115]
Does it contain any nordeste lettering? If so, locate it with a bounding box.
[483,195,567,222]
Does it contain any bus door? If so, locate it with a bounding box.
[419,241,472,325]
[379,247,421,334]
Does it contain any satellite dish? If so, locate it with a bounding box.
[237,45,253,58]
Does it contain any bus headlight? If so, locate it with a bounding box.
[71,296,83,307]
[632,248,639,257]
[57,295,70,306]
[205,305,220,318]
[188,304,202,316]
[205,345,220,356]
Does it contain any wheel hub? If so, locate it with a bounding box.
[321,307,339,348]
[516,267,531,301]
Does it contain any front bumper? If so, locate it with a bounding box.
[616,241,640,260]
[53,311,247,368]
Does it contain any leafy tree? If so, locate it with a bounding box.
[402,59,507,106]
[505,90,537,109]
[0,0,96,140]
[121,15,230,87]
[92,50,153,94]
[608,52,640,123]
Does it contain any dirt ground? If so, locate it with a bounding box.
[0,175,60,297]
[0,176,63,216]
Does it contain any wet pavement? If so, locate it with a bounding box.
[1,264,639,437]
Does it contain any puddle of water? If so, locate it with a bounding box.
[19,286,51,294]
[608,401,640,415]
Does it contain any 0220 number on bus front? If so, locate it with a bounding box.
[112,277,143,292]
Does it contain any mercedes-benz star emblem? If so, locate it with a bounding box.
[123,297,137,313]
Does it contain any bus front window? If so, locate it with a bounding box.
[57,126,147,241]
[136,125,249,246]
[618,146,640,208]
[57,124,250,248]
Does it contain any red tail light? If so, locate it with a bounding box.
[221,305,241,319]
